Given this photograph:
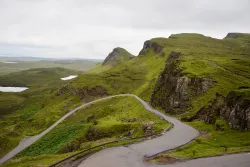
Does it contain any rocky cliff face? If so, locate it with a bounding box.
[139,40,165,56]
[150,52,214,114]
[221,91,250,131]
[102,47,134,66]
[192,89,250,131]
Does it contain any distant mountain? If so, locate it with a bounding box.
[0,56,103,62]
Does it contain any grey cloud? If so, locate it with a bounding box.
[0,0,249,58]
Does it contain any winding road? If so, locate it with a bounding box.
[1,94,249,167]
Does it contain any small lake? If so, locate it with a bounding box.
[0,86,28,92]
[61,75,78,80]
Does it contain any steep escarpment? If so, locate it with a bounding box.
[150,52,214,114]
[150,50,250,131]
[102,47,134,66]
[139,40,165,56]
[192,89,250,131]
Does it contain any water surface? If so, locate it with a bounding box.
[0,86,28,92]
[61,75,78,80]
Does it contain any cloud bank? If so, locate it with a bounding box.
[0,0,249,59]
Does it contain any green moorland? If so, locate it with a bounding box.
[74,33,250,108]
[0,68,83,157]
[3,96,170,167]
[74,48,168,102]
[0,59,99,75]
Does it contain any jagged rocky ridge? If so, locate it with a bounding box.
[102,47,134,66]
[150,52,214,114]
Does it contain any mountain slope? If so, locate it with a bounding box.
[71,32,250,130]
[102,47,134,66]
[148,33,250,128]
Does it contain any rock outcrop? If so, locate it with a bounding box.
[150,52,214,114]
[102,47,134,66]
[139,40,165,56]
[192,89,250,131]
[73,86,108,99]
[57,85,108,100]
[221,91,250,131]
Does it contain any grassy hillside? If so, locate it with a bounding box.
[76,49,167,102]
[79,33,250,105]
[0,67,79,87]
[0,68,83,157]
[138,33,250,163]
[149,33,250,118]
[3,96,169,167]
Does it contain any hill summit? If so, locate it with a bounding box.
[102,47,134,66]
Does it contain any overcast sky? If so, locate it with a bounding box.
[0,0,249,59]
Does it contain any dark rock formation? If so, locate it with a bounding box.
[102,47,134,66]
[74,86,108,99]
[191,94,224,124]
[220,91,250,131]
[142,121,155,135]
[150,52,214,114]
[139,40,165,56]
[57,84,69,96]
[192,90,250,131]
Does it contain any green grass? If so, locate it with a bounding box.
[17,96,169,157]
[1,153,73,167]
[151,121,250,163]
